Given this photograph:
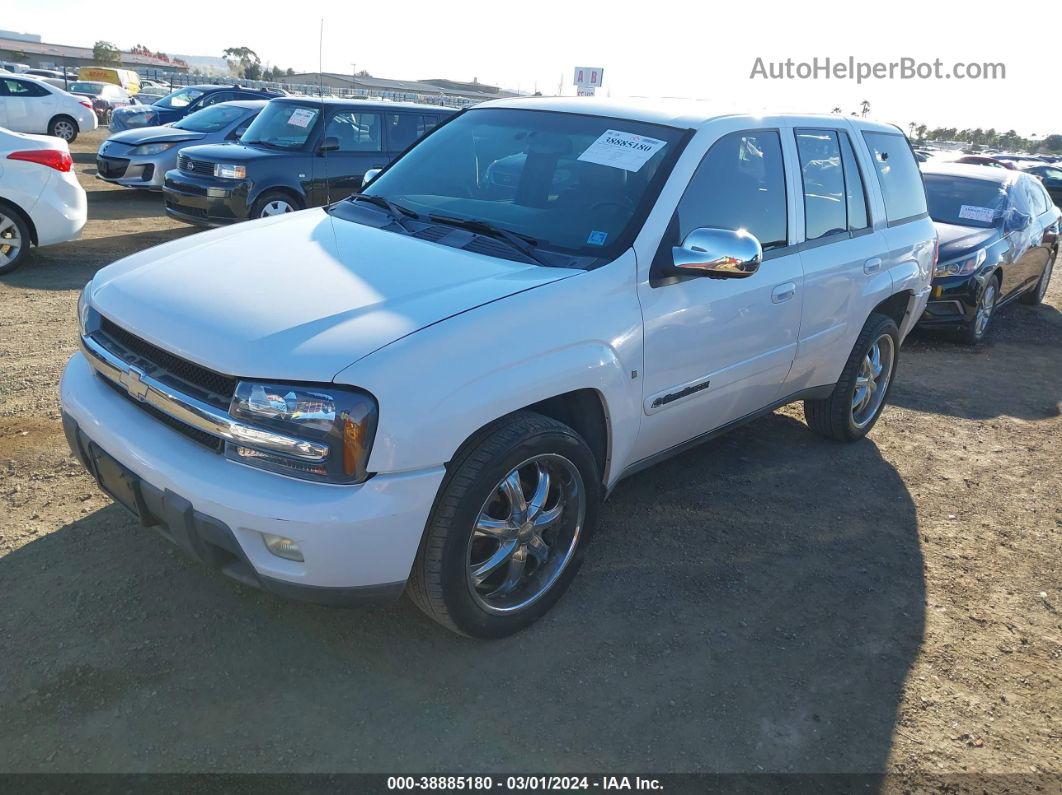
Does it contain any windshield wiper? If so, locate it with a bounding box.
[349,194,423,233]
[427,215,551,266]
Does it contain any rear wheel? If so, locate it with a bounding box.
[407,411,601,638]
[1021,249,1055,305]
[250,190,301,219]
[47,115,78,143]
[804,312,900,442]
[0,206,31,276]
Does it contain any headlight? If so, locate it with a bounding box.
[77,285,90,336]
[214,163,246,179]
[130,141,177,156]
[226,381,378,483]
[934,247,987,278]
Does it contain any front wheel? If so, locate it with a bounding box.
[957,276,999,344]
[407,411,601,638]
[250,190,302,219]
[804,312,900,442]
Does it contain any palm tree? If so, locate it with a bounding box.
[860,100,871,118]
[831,106,843,115]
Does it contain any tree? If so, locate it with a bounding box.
[1041,134,1062,154]
[223,46,261,78]
[830,106,842,114]
[860,99,870,118]
[93,40,121,66]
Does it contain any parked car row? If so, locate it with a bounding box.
[0,95,1057,638]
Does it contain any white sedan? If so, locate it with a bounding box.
[0,74,98,143]
[0,127,87,274]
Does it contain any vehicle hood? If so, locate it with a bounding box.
[934,222,1001,263]
[87,209,579,382]
[103,125,205,146]
[174,141,291,163]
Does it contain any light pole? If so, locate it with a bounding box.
[350,62,357,97]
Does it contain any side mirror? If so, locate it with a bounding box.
[362,167,382,187]
[317,136,339,155]
[1005,209,1032,232]
[671,227,762,278]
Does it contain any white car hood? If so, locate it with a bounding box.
[89,209,578,382]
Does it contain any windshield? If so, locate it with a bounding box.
[240,102,320,150]
[362,108,685,258]
[153,88,205,109]
[173,104,249,133]
[924,174,1008,229]
[69,82,104,94]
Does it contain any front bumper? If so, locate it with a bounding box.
[60,351,445,603]
[163,170,251,226]
[917,272,984,330]
[96,153,165,189]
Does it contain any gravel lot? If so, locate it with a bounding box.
[0,129,1059,775]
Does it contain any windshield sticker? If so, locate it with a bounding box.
[577,130,667,172]
[958,205,995,223]
[586,230,608,246]
[287,108,317,128]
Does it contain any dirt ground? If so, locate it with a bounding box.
[0,128,1058,777]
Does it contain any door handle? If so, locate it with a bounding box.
[864,257,882,274]
[771,282,797,303]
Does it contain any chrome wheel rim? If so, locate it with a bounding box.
[466,454,585,615]
[260,200,293,217]
[1038,258,1054,300]
[0,214,22,267]
[851,333,895,428]
[975,282,997,337]
[53,120,75,141]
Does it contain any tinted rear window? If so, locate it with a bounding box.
[862,131,928,223]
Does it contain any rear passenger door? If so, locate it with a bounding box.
[786,127,889,388]
[318,109,385,203]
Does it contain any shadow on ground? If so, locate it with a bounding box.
[0,415,924,773]
[893,299,1062,422]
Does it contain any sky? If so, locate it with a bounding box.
[8,0,1059,138]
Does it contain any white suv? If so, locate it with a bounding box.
[62,99,934,637]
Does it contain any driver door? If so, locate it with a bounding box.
[315,110,385,205]
[632,129,804,462]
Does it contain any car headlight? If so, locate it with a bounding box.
[214,163,246,179]
[226,381,378,483]
[934,247,987,278]
[130,141,177,156]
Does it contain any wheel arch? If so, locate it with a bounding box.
[872,289,914,330]
[0,197,38,246]
[250,184,306,213]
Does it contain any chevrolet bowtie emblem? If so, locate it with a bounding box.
[118,366,150,402]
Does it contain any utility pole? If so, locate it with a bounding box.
[350,62,357,97]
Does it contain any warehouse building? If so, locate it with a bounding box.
[0,36,187,73]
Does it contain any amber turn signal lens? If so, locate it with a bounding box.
[342,415,362,477]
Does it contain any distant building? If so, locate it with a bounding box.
[285,72,521,103]
[0,30,41,43]
[0,36,189,72]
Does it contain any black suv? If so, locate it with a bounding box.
[162,97,456,225]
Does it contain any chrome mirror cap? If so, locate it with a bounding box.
[362,168,382,188]
[672,227,763,278]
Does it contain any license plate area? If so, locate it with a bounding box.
[87,441,142,519]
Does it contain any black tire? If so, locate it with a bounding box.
[47,115,78,144]
[956,273,1000,344]
[0,204,32,276]
[1021,248,1055,306]
[804,312,900,442]
[407,411,602,638]
[249,190,302,220]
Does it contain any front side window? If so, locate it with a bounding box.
[363,108,685,259]
[325,111,382,152]
[923,174,1007,228]
[153,88,205,109]
[862,131,928,223]
[200,91,233,107]
[173,104,250,133]
[675,130,788,251]
[5,78,50,97]
[1021,176,1049,215]
[240,103,321,150]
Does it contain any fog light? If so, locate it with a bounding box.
[262,532,304,562]
[206,187,231,198]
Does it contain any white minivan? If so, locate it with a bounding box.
[62,98,935,637]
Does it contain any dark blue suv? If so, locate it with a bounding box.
[109,84,284,132]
